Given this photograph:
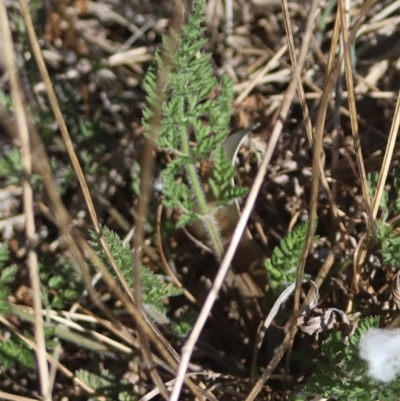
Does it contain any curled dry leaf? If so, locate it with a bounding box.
[298,308,351,339]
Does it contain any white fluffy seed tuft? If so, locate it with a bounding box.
[358,328,400,383]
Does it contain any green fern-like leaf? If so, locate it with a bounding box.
[0,335,35,371]
[0,242,9,267]
[0,148,42,188]
[171,311,196,337]
[90,226,184,323]
[76,369,113,391]
[142,0,244,234]
[264,221,318,290]
[39,256,82,310]
[367,171,389,213]
[76,369,137,401]
[90,227,134,288]
[377,221,400,268]
[209,146,248,207]
[0,147,73,194]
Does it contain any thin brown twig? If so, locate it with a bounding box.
[349,92,400,308]
[280,0,321,383]
[339,0,377,242]
[156,204,197,304]
[0,392,39,401]
[371,92,400,218]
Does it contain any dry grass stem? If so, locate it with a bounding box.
[0,2,50,399]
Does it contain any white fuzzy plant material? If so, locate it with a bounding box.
[359,328,400,383]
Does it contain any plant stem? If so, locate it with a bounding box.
[179,124,224,259]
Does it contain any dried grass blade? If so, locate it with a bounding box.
[280,0,322,382]
[0,2,50,399]
[339,0,377,241]
[372,93,400,218]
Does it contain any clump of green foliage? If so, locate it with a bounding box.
[293,316,400,401]
[40,256,83,310]
[0,229,189,385]
[0,334,36,372]
[142,0,247,255]
[0,141,75,195]
[264,221,318,292]
[90,226,186,330]
[0,243,35,371]
[0,148,42,189]
[76,369,137,401]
